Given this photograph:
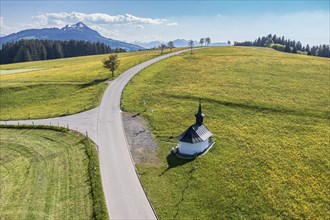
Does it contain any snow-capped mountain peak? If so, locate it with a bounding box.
[0,22,144,51]
[62,22,88,31]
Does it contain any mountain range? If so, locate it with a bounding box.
[0,22,228,51]
[0,22,144,51]
[131,39,228,48]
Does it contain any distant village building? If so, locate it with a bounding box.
[173,101,215,158]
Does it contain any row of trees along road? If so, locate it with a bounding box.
[234,34,330,58]
[199,37,211,47]
[103,37,213,80]
[158,38,212,55]
[158,41,175,55]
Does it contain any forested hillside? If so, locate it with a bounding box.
[0,39,126,64]
[234,34,329,58]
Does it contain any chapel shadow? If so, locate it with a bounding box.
[159,152,195,176]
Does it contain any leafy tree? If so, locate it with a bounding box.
[205,37,211,46]
[272,44,286,51]
[167,41,174,52]
[199,38,205,47]
[227,41,231,45]
[188,40,194,54]
[102,54,120,79]
[159,43,166,55]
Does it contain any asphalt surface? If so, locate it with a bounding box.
[1,108,99,142]
[1,49,191,219]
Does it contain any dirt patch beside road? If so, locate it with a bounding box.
[122,112,158,164]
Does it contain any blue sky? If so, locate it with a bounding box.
[1,1,329,45]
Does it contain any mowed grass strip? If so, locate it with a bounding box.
[121,47,329,219]
[0,126,107,220]
[0,48,182,120]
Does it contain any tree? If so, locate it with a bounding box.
[284,44,291,53]
[39,45,47,60]
[102,54,120,79]
[205,37,211,46]
[199,38,204,47]
[272,34,277,44]
[296,41,302,51]
[167,41,174,52]
[159,43,166,55]
[227,41,231,45]
[13,46,32,63]
[53,42,64,59]
[292,47,297,53]
[233,34,329,58]
[306,44,311,54]
[188,40,194,54]
[265,38,274,47]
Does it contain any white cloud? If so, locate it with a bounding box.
[89,25,121,38]
[0,17,3,26]
[166,22,178,26]
[0,17,14,35]
[1,10,327,45]
[135,25,144,29]
[33,12,170,27]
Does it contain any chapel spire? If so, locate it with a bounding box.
[195,99,205,125]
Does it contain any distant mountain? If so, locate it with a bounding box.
[131,41,163,49]
[0,22,144,51]
[210,42,228,46]
[131,39,228,48]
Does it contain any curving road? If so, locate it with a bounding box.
[96,49,192,219]
[1,49,191,219]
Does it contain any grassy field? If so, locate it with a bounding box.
[0,125,107,220]
[0,48,181,120]
[122,47,329,219]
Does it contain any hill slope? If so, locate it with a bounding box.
[0,22,143,51]
[0,126,107,219]
[122,47,329,219]
[0,48,182,120]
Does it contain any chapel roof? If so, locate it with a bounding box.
[178,123,212,144]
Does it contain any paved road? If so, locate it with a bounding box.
[1,49,191,219]
[1,108,99,142]
[97,49,191,219]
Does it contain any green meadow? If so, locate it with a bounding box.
[122,47,329,219]
[0,126,107,219]
[0,49,181,120]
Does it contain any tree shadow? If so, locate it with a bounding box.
[159,152,195,176]
[78,78,109,89]
[169,94,328,119]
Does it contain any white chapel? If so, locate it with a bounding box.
[173,101,215,158]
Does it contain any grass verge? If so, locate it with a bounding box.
[0,125,108,219]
